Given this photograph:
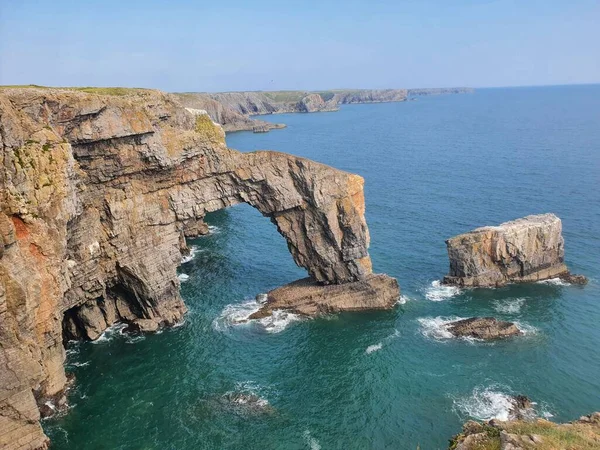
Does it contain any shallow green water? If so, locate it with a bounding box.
[46,86,600,449]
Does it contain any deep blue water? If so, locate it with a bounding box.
[46,85,600,449]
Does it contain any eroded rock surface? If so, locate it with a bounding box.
[447,317,522,340]
[443,214,587,287]
[0,87,386,448]
[249,273,400,319]
[450,411,600,450]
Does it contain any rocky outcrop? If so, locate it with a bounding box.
[450,411,600,450]
[447,317,522,340]
[248,273,399,319]
[0,87,393,448]
[443,214,587,287]
[174,88,473,132]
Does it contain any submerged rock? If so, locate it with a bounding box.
[218,392,275,415]
[447,317,522,340]
[443,214,587,287]
[248,273,400,319]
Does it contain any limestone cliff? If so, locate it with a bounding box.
[0,87,392,449]
[443,214,586,287]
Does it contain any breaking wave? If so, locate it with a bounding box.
[538,277,570,286]
[213,298,303,334]
[92,323,129,344]
[178,273,190,282]
[303,430,322,450]
[207,225,220,234]
[453,386,517,421]
[365,329,401,354]
[424,280,461,301]
[397,295,411,305]
[181,245,199,264]
[418,316,467,341]
[493,298,526,314]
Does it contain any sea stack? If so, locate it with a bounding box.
[443,214,587,287]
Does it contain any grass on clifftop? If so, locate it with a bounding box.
[0,85,152,96]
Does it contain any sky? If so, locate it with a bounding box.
[0,0,599,92]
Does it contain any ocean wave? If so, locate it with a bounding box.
[181,245,199,264]
[213,298,302,334]
[207,225,220,234]
[365,343,383,354]
[453,386,517,421]
[178,273,190,282]
[365,329,400,354]
[418,316,467,341]
[303,430,322,450]
[397,295,411,305]
[493,298,526,314]
[69,361,90,368]
[92,322,128,344]
[513,321,538,335]
[424,280,461,301]
[537,277,570,286]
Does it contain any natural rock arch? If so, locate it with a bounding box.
[0,88,381,449]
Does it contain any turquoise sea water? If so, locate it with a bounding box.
[46,86,600,449]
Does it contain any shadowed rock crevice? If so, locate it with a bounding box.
[0,87,398,448]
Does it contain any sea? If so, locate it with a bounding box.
[45,85,600,449]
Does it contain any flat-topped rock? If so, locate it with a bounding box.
[443,214,587,287]
[248,273,400,318]
[447,317,522,340]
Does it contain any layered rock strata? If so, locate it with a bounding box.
[0,87,394,449]
[174,88,474,132]
[443,214,587,287]
[248,273,400,319]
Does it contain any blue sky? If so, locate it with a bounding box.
[1,0,598,92]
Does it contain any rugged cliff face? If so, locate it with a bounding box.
[443,214,586,287]
[0,87,389,449]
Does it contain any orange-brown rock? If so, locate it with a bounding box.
[0,86,394,448]
[249,274,400,318]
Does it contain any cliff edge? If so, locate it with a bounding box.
[0,87,396,449]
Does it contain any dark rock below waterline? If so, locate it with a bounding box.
[248,273,400,319]
[447,317,522,340]
[219,392,275,415]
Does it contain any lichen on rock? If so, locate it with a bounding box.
[0,86,398,448]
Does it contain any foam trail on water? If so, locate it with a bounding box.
[181,245,199,264]
[538,277,570,286]
[425,280,461,301]
[303,430,322,450]
[365,329,400,354]
[418,316,466,341]
[397,295,411,305]
[178,273,190,282]
[453,386,516,421]
[92,323,128,344]
[493,298,526,314]
[513,321,538,335]
[213,298,303,334]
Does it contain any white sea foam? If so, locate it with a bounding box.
[213,299,303,333]
[92,322,128,344]
[397,295,411,305]
[178,273,190,282]
[365,343,383,354]
[70,361,90,367]
[493,298,526,314]
[365,329,400,354]
[538,277,570,286]
[513,321,538,335]
[425,280,461,301]
[258,309,303,333]
[453,386,516,421]
[207,225,220,234]
[303,430,322,450]
[418,316,467,341]
[181,245,199,264]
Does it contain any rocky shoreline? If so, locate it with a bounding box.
[173,87,474,132]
